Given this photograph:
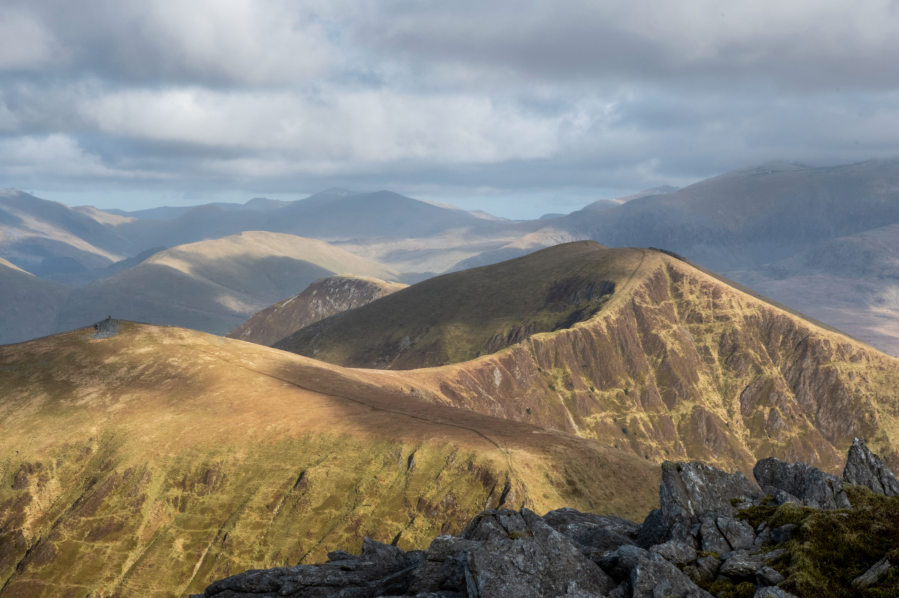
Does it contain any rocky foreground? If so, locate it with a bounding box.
[192,439,899,598]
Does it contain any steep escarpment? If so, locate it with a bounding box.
[227,275,407,346]
[0,322,659,598]
[282,244,899,476]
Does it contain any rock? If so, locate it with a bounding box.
[328,550,359,562]
[659,462,762,520]
[753,524,772,547]
[754,588,798,598]
[771,524,797,544]
[754,458,851,510]
[683,556,720,585]
[851,556,892,589]
[843,438,899,497]
[763,487,802,506]
[360,536,406,567]
[699,516,731,555]
[453,508,617,597]
[609,544,713,598]
[650,540,697,566]
[718,550,766,579]
[91,317,119,339]
[716,517,756,551]
[543,508,639,554]
[638,461,761,548]
[755,566,785,586]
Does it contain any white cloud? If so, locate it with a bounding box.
[0,6,61,71]
[0,134,154,179]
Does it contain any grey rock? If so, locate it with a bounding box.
[650,540,697,566]
[762,487,802,506]
[717,517,756,551]
[460,508,618,597]
[91,317,119,339]
[683,556,720,585]
[699,516,731,555]
[639,461,760,548]
[610,545,713,598]
[754,525,772,547]
[844,438,899,497]
[771,524,797,544]
[851,556,892,589]
[607,581,631,598]
[659,461,762,520]
[543,508,639,554]
[718,550,765,579]
[754,588,798,598]
[754,458,851,510]
[755,566,785,586]
[328,550,359,562]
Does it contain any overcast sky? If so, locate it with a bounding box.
[1,0,898,219]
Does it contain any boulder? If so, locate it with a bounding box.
[445,508,617,597]
[754,588,798,598]
[851,556,892,590]
[638,461,761,548]
[649,540,697,566]
[543,508,639,554]
[755,566,785,586]
[699,516,731,555]
[718,550,766,580]
[843,438,899,497]
[605,545,713,598]
[770,524,796,544]
[716,517,756,551]
[683,556,720,585]
[754,458,851,510]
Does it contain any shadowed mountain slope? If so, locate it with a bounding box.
[453,159,899,273]
[732,223,899,356]
[278,242,899,476]
[55,232,399,336]
[227,275,408,346]
[0,322,659,597]
[0,258,70,344]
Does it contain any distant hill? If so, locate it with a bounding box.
[0,322,660,596]
[453,160,899,273]
[278,242,899,475]
[101,196,293,220]
[227,275,407,346]
[55,232,399,335]
[0,189,136,271]
[732,222,899,355]
[1,188,533,278]
[0,257,70,344]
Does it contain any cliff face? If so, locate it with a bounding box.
[0,323,659,598]
[329,249,899,476]
[227,275,407,346]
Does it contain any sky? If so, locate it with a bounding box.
[1,0,898,219]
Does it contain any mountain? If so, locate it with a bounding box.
[0,257,70,344]
[1,189,536,279]
[55,232,399,336]
[454,159,899,273]
[0,321,660,597]
[731,223,899,356]
[276,242,899,475]
[227,275,408,346]
[101,197,292,220]
[0,189,136,272]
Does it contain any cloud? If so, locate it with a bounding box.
[0,0,898,218]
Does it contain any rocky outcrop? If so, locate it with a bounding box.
[843,437,899,497]
[753,457,851,510]
[228,275,407,346]
[196,441,899,598]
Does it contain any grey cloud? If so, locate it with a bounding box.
[0,0,897,219]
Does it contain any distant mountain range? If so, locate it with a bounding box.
[4,159,899,352]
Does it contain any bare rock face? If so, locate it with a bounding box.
[91,317,119,339]
[754,457,852,510]
[637,461,762,547]
[228,275,407,346]
[843,438,899,497]
[598,545,713,598]
[543,508,640,555]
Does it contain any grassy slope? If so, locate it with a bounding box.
[55,232,400,336]
[227,275,408,346]
[0,322,659,598]
[277,243,899,476]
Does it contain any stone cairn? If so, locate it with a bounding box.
[193,438,898,598]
